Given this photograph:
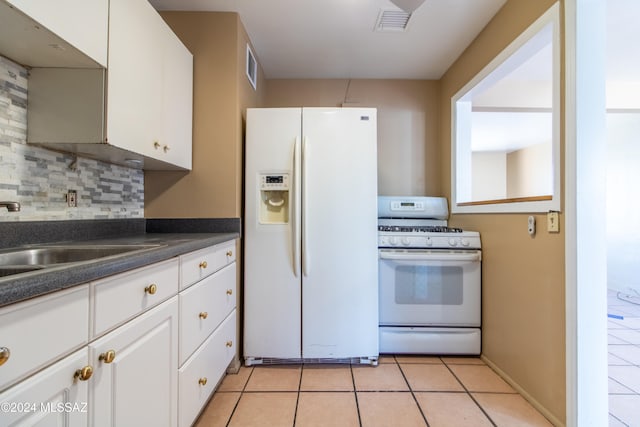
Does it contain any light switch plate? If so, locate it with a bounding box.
[547,211,559,233]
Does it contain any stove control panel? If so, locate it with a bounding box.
[378,233,481,249]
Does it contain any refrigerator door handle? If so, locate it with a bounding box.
[302,136,310,277]
[292,137,300,278]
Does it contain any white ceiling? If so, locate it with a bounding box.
[147,0,640,154]
[148,0,507,79]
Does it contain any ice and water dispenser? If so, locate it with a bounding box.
[259,173,289,224]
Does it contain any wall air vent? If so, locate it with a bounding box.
[375,9,412,32]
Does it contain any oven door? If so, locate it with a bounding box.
[379,249,481,327]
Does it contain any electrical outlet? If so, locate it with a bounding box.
[547,211,559,233]
[67,190,77,208]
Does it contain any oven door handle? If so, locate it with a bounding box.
[379,250,481,263]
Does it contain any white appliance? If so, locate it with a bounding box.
[377,196,482,355]
[244,107,379,366]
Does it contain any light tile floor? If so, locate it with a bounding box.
[194,355,552,427]
[607,288,640,426]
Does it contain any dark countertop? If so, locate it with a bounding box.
[0,218,240,308]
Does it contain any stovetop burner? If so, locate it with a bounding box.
[378,225,463,233]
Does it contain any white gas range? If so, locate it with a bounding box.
[377,196,482,355]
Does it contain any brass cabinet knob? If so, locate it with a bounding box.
[225,341,233,348]
[99,350,116,364]
[74,365,93,381]
[145,284,157,295]
[198,377,207,386]
[226,251,233,257]
[153,141,161,149]
[0,347,10,366]
[199,312,208,320]
[226,289,233,296]
[199,261,208,269]
[163,145,170,153]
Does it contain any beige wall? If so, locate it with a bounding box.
[441,0,565,424]
[507,142,553,198]
[265,79,441,196]
[145,12,265,218]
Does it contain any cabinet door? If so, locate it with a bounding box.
[161,25,193,170]
[106,0,163,158]
[89,297,178,427]
[0,348,90,426]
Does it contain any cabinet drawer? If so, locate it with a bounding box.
[180,241,236,290]
[91,258,179,338]
[179,263,236,365]
[0,286,89,391]
[178,310,236,427]
[0,347,89,426]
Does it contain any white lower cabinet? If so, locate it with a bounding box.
[0,239,237,427]
[0,347,90,427]
[178,249,238,427]
[179,263,237,365]
[88,297,178,427]
[0,285,89,391]
[178,310,236,427]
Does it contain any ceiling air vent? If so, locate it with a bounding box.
[375,9,412,32]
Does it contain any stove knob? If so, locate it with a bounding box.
[449,238,458,247]
[461,239,470,247]
[401,236,411,246]
[389,236,398,246]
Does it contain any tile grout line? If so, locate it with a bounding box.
[224,365,255,427]
[440,359,498,427]
[292,365,304,427]
[350,363,364,427]
[395,356,431,427]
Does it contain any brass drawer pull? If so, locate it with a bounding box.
[198,377,207,386]
[74,365,93,381]
[153,141,161,149]
[226,289,233,296]
[145,284,157,295]
[226,251,233,257]
[0,347,10,366]
[199,312,208,320]
[163,145,170,153]
[199,261,208,269]
[226,341,233,348]
[99,350,116,364]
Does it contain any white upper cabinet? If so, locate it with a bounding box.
[25,0,194,170]
[107,0,165,163]
[0,0,107,67]
[107,0,193,169]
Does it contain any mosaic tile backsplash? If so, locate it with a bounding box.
[0,56,144,222]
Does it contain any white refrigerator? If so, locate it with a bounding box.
[244,107,379,365]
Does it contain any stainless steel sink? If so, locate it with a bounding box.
[0,244,163,268]
[0,266,45,278]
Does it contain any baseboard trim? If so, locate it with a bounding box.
[481,355,565,427]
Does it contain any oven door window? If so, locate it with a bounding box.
[395,265,463,305]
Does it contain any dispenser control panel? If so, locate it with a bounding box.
[260,174,289,191]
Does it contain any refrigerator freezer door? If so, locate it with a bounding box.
[244,108,302,360]
[301,107,379,359]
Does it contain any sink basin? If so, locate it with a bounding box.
[0,244,163,267]
[0,266,45,278]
